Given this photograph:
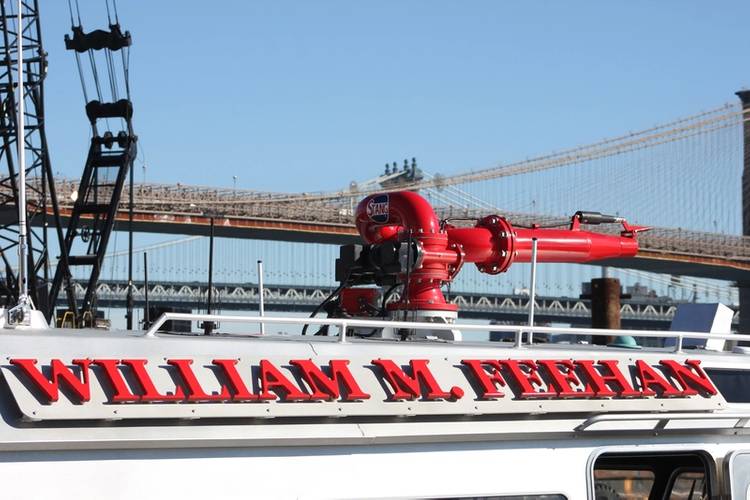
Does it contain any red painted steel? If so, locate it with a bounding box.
[355,191,644,313]
[339,288,381,316]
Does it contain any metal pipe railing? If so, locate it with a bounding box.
[143,312,750,351]
[576,412,750,431]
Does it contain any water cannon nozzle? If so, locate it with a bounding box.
[574,211,622,225]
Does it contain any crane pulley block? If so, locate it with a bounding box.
[65,24,131,53]
[85,99,133,123]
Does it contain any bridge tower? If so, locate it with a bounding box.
[0,0,68,315]
[737,90,750,334]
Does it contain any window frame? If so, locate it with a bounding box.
[724,449,750,499]
[423,495,568,500]
[586,447,716,500]
[663,466,707,500]
[434,496,567,500]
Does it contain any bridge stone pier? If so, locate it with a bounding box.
[736,90,750,334]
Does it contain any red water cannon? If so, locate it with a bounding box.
[342,191,648,315]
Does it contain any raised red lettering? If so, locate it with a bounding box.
[372,359,462,401]
[635,360,682,397]
[290,359,370,401]
[575,360,640,398]
[537,360,594,398]
[498,360,554,398]
[461,360,506,399]
[259,360,309,401]
[659,359,717,396]
[92,359,139,402]
[212,359,259,401]
[10,358,91,403]
[168,359,231,402]
[121,359,185,402]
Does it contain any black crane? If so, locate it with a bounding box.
[0,0,68,316]
[49,1,137,327]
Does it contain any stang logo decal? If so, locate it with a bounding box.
[6,357,717,405]
[366,194,389,223]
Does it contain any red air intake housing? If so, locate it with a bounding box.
[355,191,647,313]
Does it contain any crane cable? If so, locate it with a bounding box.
[66,0,111,133]
[103,0,119,103]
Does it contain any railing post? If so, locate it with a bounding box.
[527,238,538,344]
[257,260,265,335]
[339,321,348,343]
[143,252,149,329]
[203,216,215,335]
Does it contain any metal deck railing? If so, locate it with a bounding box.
[145,312,750,353]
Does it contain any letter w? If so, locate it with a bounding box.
[10,359,91,402]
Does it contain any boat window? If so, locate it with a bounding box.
[668,470,706,499]
[593,469,654,499]
[704,368,750,402]
[592,452,711,500]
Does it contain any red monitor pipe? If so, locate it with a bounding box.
[355,191,647,313]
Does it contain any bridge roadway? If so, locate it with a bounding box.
[72,280,736,329]
[11,179,750,282]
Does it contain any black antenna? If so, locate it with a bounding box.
[143,251,149,328]
[203,215,215,335]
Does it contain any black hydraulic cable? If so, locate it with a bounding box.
[513,222,569,229]
[113,0,120,24]
[348,283,403,339]
[300,280,348,336]
[402,230,412,321]
[440,216,568,231]
[301,270,352,336]
[440,217,479,230]
[380,283,401,317]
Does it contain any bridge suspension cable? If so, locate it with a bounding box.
[224,103,743,205]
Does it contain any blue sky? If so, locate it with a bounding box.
[40,1,750,194]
